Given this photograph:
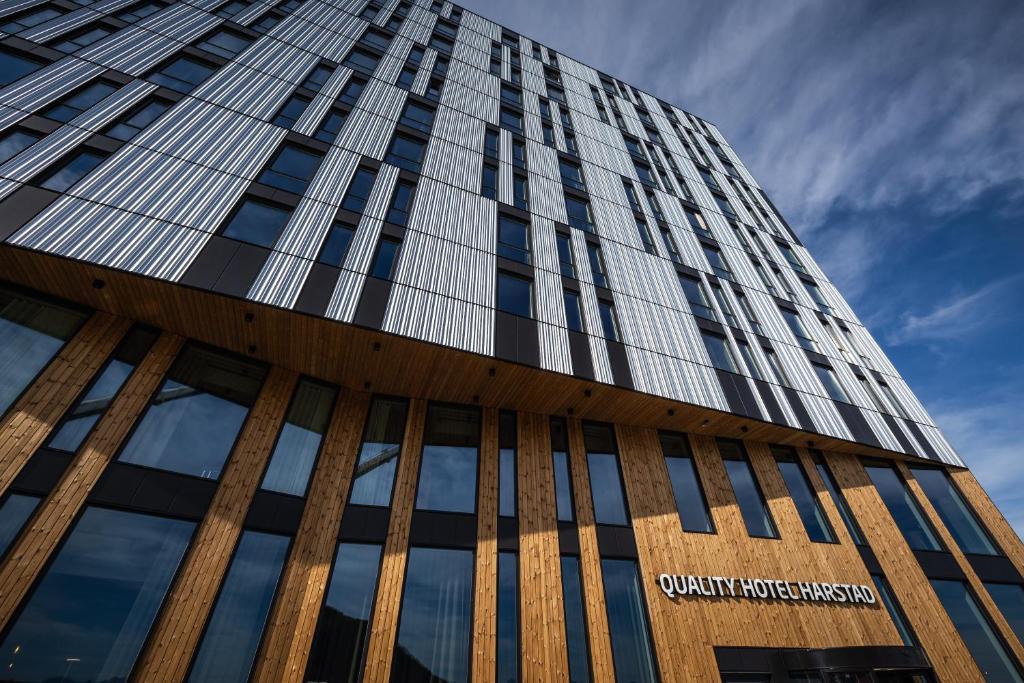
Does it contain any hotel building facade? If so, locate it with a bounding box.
[0,0,1022,680]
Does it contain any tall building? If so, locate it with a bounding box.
[0,0,1020,680]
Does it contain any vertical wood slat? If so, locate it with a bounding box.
[252,389,371,683]
[566,417,615,683]
[0,330,183,631]
[518,411,569,683]
[472,407,499,683]
[362,398,426,683]
[0,311,129,496]
[950,469,1024,581]
[131,367,299,683]
[828,452,986,682]
[897,462,1024,659]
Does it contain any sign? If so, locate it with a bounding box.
[657,573,876,605]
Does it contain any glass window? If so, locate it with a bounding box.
[598,300,619,341]
[500,107,523,134]
[396,65,416,90]
[814,458,865,545]
[602,558,658,683]
[559,159,585,191]
[369,236,402,280]
[587,243,608,288]
[0,289,87,419]
[187,531,289,683]
[701,330,738,373]
[343,47,380,74]
[0,128,42,164]
[0,507,193,682]
[660,228,682,264]
[878,381,910,420]
[341,167,378,213]
[984,583,1024,644]
[484,128,499,158]
[384,133,426,173]
[812,363,850,403]
[44,79,117,121]
[711,285,738,327]
[702,244,732,280]
[911,467,998,556]
[803,280,835,315]
[416,404,479,514]
[301,62,334,91]
[0,493,40,558]
[258,143,323,194]
[318,221,355,267]
[623,180,641,211]
[273,93,311,129]
[550,418,574,522]
[481,162,498,199]
[556,233,575,277]
[250,11,280,33]
[542,123,554,146]
[148,55,216,92]
[498,411,517,518]
[560,556,592,683]
[497,215,530,264]
[39,149,107,192]
[48,326,157,452]
[511,139,526,169]
[349,397,408,507]
[564,289,584,333]
[220,197,291,248]
[338,76,367,107]
[497,271,533,318]
[781,308,819,352]
[865,465,942,551]
[635,218,656,254]
[198,29,252,59]
[565,195,593,231]
[104,98,171,141]
[931,579,1023,683]
[735,341,763,380]
[762,345,790,387]
[306,542,383,682]
[1,6,63,33]
[500,84,522,106]
[512,173,528,210]
[399,101,435,134]
[392,547,474,682]
[720,440,777,538]
[497,552,520,683]
[735,290,763,334]
[429,33,454,53]
[314,109,347,143]
[585,423,628,525]
[565,131,578,156]
[116,0,164,22]
[260,379,335,496]
[118,345,266,479]
[661,432,713,533]
[386,180,416,226]
[360,28,391,52]
[872,573,916,646]
[773,448,835,543]
[680,275,716,321]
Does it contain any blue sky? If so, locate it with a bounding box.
[459,0,1024,532]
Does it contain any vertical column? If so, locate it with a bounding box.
[0,330,182,629]
[252,390,371,683]
[566,417,615,682]
[472,408,499,683]
[829,452,986,682]
[132,367,298,683]
[0,312,129,494]
[518,411,570,682]
[362,399,427,683]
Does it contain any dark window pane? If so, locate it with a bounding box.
[815,460,865,544]
[872,573,916,647]
[198,29,251,59]
[384,134,426,173]
[565,195,592,231]
[701,330,738,372]
[496,272,532,318]
[360,28,391,52]
[481,162,497,199]
[118,345,266,479]
[484,129,499,158]
[931,579,1023,683]
[564,290,583,332]
[560,556,591,683]
[338,76,367,106]
[117,0,164,22]
[302,63,333,90]
[258,143,323,194]
[598,301,619,341]
[585,425,628,525]
[721,443,776,538]
[261,380,335,496]
[813,363,850,403]
[220,198,292,248]
[680,276,716,321]
[587,244,607,287]
[343,48,380,74]
[781,308,817,352]
[661,432,713,533]
[498,423,516,518]
[553,448,574,522]
[0,128,41,163]
[392,547,474,682]
[187,531,290,683]
[912,467,998,556]
[984,583,1024,645]
[39,149,107,192]
[500,107,523,134]
[865,465,942,551]
[397,65,416,89]
[415,404,479,513]
[0,493,40,558]
[0,507,193,682]
[602,558,658,683]
[1,7,62,33]
[105,99,171,141]
[556,233,575,277]
[497,215,530,263]
[306,542,383,682]
[48,326,157,452]
[318,221,355,267]
[399,101,435,133]
[43,81,117,123]
[149,56,215,92]
[349,397,408,506]
[496,552,519,683]
[559,159,585,191]
[386,180,416,226]
[342,167,378,213]
[369,237,401,279]
[702,244,732,280]
[314,109,347,143]
[0,288,87,418]
[775,453,835,543]
[272,93,310,128]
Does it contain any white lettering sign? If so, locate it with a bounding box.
[657,573,876,605]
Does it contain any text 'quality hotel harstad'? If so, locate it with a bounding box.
[0,0,1020,681]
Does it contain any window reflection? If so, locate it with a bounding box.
[260,380,336,496]
[415,403,480,514]
[496,552,519,683]
[911,467,998,556]
[720,440,776,538]
[865,465,942,552]
[560,556,591,683]
[984,582,1024,644]
[660,432,713,533]
[349,398,408,506]
[602,558,658,683]
[931,579,1023,683]
[584,423,629,526]
[118,345,266,479]
[551,418,575,522]
[498,411,516,518]
[0,493,40,559]
[773,448,835,543]
[0,507,194,682]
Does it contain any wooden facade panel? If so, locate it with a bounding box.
[471,408,499,683]
[951,469,1024,581]
[517,411,569,683]
[828,452,986,682]
[131,367,299,683]
[252,389,371,683]
[0,311,129,496]
[362,398,427,683]
[0,330,183,630]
